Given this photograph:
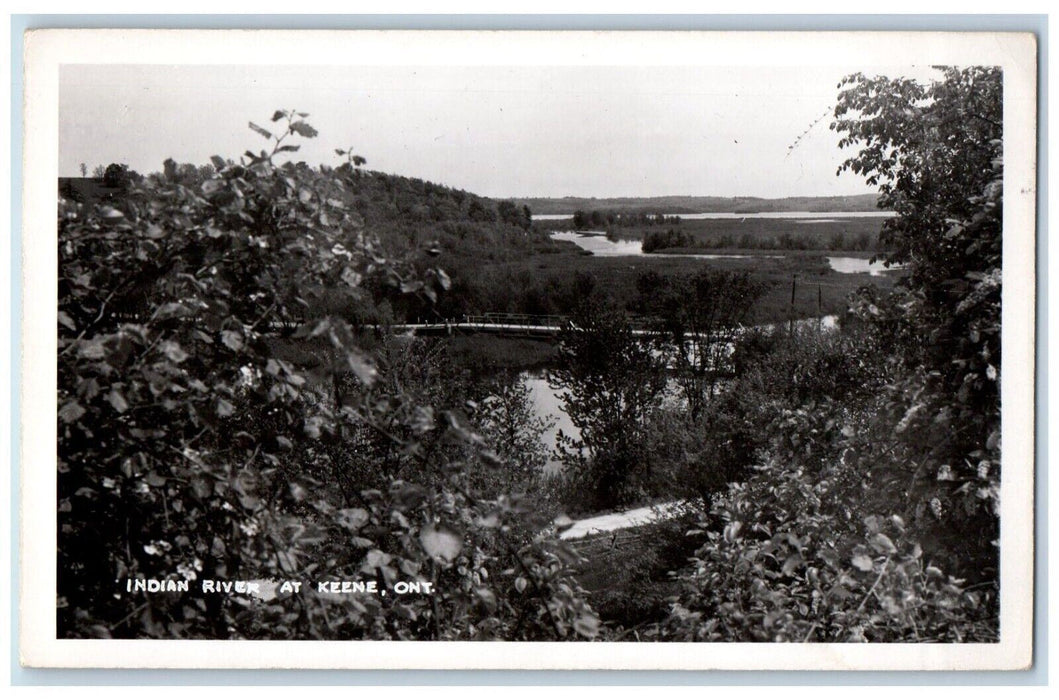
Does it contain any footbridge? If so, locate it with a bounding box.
[388,312,835,340]
[391,313,654,339]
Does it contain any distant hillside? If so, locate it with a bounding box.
[59,165,556,264]
[512,194,882,215]
[61,169,531,229]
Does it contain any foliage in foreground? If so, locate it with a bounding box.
[57,65,1004,645]
[58,112,599,640]
[639,66,1002,642]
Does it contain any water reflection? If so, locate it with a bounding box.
[550,231,767,259]
[551,232,900,277]
[826,256,901,276]
[521,371,578,474]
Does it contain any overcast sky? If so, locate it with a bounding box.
[59,63,939,199]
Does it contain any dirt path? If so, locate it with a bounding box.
[559,501,684,540]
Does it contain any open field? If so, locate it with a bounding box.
[436,240,898,326]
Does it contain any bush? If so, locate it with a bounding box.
[58,111,600,640]
[548,299,667,512]
[650,462,997,642]
[648,319,996,642]
[833,67,1002,580]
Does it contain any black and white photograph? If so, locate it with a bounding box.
[18,28,1037,670]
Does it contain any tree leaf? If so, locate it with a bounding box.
[477,512,500,529]
[248,122,272,139]
[155,302,190,321]
[869,532,897,555]
[220,330,244,352]
[336,507,369,531]
[573,613,600,639]
[58,401,85,424]
[99,206,125,222]
[419,524,462,565]
[341,266,362,287]
[106,389,129,413]
[435,268,452,291]
[362,549,392,571]
[159,341,188,363]
[345,348,377,386]
[289,121,318,138]
[475,587,498,613]
[851,553,874,572]
[304,415,324,439]
[76,339,107,361]
[781,553,805,576]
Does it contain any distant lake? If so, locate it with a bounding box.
[550,231,777,259]
[533,211,895,221]
[550,231,901,277]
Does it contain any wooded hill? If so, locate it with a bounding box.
[62,164,553,264]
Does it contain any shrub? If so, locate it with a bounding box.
[57,111,599,640]
[548,299,667,511]
[651,461,997,642]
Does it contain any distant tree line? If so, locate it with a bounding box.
[641,227,877,252]
[572,209,681,229]
[641,228,694,252]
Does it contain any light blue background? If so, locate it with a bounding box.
[9,12,1048,686]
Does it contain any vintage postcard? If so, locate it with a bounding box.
[19,28,1037,669]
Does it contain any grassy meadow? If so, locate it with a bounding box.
[433,235,898,328]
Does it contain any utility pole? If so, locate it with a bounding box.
[788,274,797,334]
[817,284,823,329]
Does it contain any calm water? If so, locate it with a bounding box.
[522,371,578,474]
[517,312,838,474]
[550,231,899,276]
[826,256,901,276]
[550,231,770,260]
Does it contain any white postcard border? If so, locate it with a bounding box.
[19,28,1038,670]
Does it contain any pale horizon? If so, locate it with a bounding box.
[59,63,941,200]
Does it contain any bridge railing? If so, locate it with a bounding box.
[465,312,568,328]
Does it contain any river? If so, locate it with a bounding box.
[550,231,899,276]
[518,311,838,474]
[522,371,578,474]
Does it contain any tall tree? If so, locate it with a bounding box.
[832,67,1002,574]
[549,299,667,508]
[641,269,764,420]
